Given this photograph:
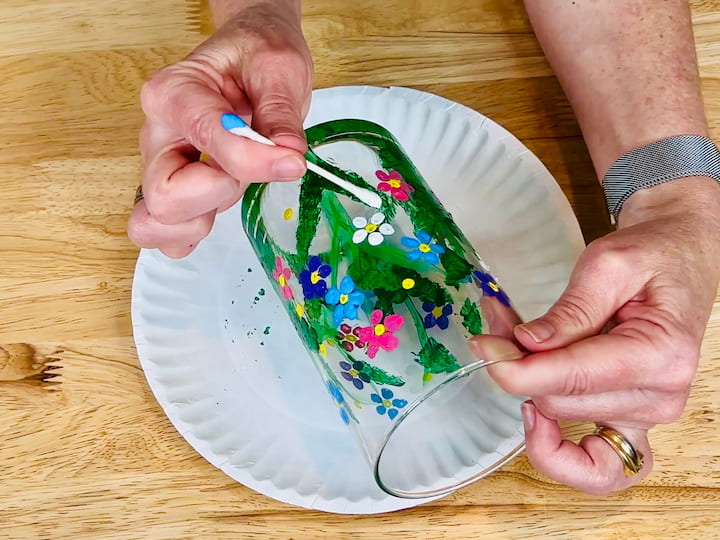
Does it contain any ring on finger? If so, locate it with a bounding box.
[593,425,645,477]
[134,185,144,205]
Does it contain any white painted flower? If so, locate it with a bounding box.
[351,212,394,246]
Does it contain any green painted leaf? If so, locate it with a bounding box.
[296,173,324,261]
[440,249,474,288]
[416,337,461,374]
[360,362,405,387]
[460,298,483,336]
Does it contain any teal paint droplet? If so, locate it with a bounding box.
[263,326,271,335]
[247,268,252,273]
[258,288,265,296]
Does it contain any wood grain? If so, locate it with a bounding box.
[1,0,719,538]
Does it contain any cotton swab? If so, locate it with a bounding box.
[220,113,382,209]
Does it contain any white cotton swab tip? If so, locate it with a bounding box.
[220,114,382,209]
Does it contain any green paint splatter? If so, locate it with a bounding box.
[258,288,265,296]
[263,326,271,335]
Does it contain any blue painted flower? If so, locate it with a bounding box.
[299,256,332,300]
[422,301,453,330]
[400,231,445,265]
[473,270,511,307]
[370,388,408,420]
[327,381,350,424]
[325,276,366,326]
[339,360,371,390]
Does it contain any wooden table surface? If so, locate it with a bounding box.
[1,0,719,538]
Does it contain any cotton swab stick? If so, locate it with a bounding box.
[220,113,382,209]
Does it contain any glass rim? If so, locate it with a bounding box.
[372,358,526,499]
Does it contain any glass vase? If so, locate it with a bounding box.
[241,119,525,498]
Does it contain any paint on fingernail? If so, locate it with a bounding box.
[518,320,554,342]
[521,401,536,432]
[274,155,306,179]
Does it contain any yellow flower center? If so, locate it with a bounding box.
[388,179,401,189]
[489,282,500,292]
[319,344,327,356]
[432,306,443,318]
[283,208,294,220]
[339,293,349,304]
[346,334,357,343]
[401,278,415,290]
[364,223,378,232]
[278,275,286,286]
[310,270,321,284]
[295,304,304,317]
[374,324,386,336]
[419,243,431,253]
[349,369,358,377]
[383,399,392,408]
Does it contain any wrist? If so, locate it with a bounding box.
[617,175,720,228]
[209,0,301,29]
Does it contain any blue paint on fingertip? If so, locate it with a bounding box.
[221,113,247,130]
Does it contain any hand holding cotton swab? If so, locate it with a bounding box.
[220,113,382,209]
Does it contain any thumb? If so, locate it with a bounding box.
[246,55,312,154]
[514,248,636,351]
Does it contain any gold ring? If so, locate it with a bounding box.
[593,425,644,477]
[134,185,144,205]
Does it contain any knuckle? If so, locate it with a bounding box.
[560,366,592,396]
[192,214,214,242]
[140,70,172,117]
[126,215,148,246]
[656,339,699,392]
[186,109,215,152]
[653,398,687,424]
[143,187,175,225]
[549,293,600,332]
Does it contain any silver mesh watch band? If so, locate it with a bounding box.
[602,135,720,222]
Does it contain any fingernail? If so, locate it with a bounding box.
[521,401,536,432]
[273,155,306,180]
[518,320,554,343]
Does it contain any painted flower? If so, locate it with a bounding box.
[370,388,408,420]
[376,170,414,202]
[299,256,332,300]
[325,276,366,326]
[272,256,294,300]
[473,270,511,307]
[327,381,350,424]
[352,212,394,246]
[357,310,404,359]
[336,323,366,352]
[339,360,371,390]
[400,231,445,265]
[422,301,453,330]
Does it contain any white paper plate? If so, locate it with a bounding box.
[131,86,585,514]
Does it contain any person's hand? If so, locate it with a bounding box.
[128,1,312,258]
[470,176,720,494]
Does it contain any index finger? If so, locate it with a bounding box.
[141,68,306,181]
[476,321,687,397]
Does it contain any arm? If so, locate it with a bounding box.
[475,1,720,494]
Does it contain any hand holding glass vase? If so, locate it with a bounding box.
[241,119,526,498]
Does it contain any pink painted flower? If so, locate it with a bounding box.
[376,170,414,202]
[358,310,404,359]
[272,256,294,300]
